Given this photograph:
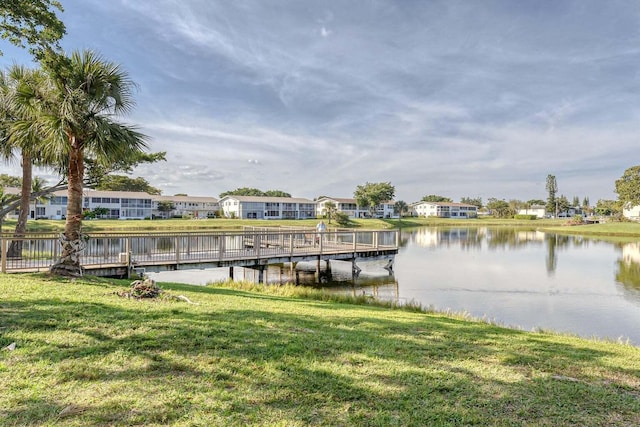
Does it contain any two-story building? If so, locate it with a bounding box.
[412,201,478,219]
[152,195,219,219]
[82,190,153,219]
[219,196,317,220]
[315,196,398,219]
[4,188,154,220]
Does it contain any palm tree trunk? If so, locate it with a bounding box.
[50,138,85,276]
[7,153,33,258]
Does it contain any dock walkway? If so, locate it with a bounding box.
[0,227,399,278]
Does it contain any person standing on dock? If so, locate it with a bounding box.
[316,220,326,245]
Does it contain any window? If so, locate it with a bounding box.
[51,196,68,205]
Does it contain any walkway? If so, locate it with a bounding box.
[0,227,399,277]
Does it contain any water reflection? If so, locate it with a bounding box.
[616,242,640,298]
[149,227,640,345]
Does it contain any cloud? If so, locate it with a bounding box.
[2,1,638,203]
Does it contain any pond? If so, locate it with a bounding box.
[147,227,640,346]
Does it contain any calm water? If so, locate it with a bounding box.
[148,227,640,345]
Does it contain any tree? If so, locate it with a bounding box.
[157,200,175,219]
[334,211,350,227]
[264,190,291,198]
[486,198,515,218]
[615,166,640,208]
[460,197,482,208]
[421,194,452,203]
[545,174,558,216]
[0,186,11,232]
[556,195,570,215]
[394,200,408,217]
[219,188,291,198]
[1,65,51,258]
[508,199,526,211]
[219,187,266,198]
[95,175,161,195]
[322,201,337,224]
[527,199,545,206]
[572,196,580,207]
[0,174,20,187]
[83,206,108,219]
[594,199,622,217]
[84,151,165,188]
[582,196,591,215]
[0,0,65,58]
[20,51,149,276]
[354,182,395,217]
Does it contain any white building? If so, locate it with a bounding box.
[152,195,219,219]
[4,188,154,220]
[82,190,153,219]
[623,203,640,221]
[219,196,317,219]
[517,205,546,218]
[316,196,398,219]
[412,201,478,219]
[4,187,68,220]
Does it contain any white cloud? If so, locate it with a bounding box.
[2,1,637,203]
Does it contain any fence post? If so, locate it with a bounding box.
[353,231,357,251]
[1,237,6,273]
[175,236,181,264]
[125,237,131,265]
[218,235,225,261]
[374,231,379,249]
[289,233,294,256]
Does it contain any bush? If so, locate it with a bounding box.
[514,214,537,220]
[335,212,351,227]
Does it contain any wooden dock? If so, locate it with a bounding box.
[0,227,399,279]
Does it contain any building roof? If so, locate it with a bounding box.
[3,186,67,197]
[317,197,357,204]
[415,201,478,208]
[219,195,316,204]
[317,196,395,205]
[153,195,218,203]
[83,189,154,198]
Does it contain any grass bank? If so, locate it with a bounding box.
[540,222,640,239]
[2,216,569,233]
[1,274,639,426]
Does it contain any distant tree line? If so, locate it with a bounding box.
[219,188,292,198]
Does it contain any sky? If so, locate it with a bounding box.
[1,0,639,204]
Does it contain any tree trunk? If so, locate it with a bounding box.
[50,138,85,276]
[7,153,33,258]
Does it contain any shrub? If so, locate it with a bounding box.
[514,214,537,220]
[335,212,351,227]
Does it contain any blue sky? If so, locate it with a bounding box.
[1,0,639,203]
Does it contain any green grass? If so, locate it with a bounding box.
[1,216,570,233]
[540,221,640,238]
[1,274,639,426]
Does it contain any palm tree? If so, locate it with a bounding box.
[30,176,49,218]
[323,201,337,224]
[394,200,408,223]
[22,50,148,276]
[0,186,11,233]
[0,65,49,258]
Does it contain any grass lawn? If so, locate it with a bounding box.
[1,274,639,426]
[540,221,640,238]
[1,216,570,234]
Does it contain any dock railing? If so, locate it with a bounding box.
[0,228,399,274]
